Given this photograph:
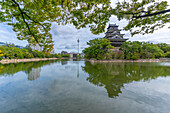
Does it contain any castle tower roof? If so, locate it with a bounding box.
[104,24,128,47]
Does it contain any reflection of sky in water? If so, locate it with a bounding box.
[0,60,170,113]
[159,62,170,67]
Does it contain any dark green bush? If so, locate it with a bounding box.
[54,53,62,58]
[0,56,2,61]
[45,54,51,58]
[120,41,164,59]
[61,54,70,57]
[83,38,114,60]
[165,52,170,58]
[131,52,140,60]
[116,52,124,59]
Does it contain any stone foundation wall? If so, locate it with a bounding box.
[0,58,61,64]
[87,59,170,63]
[160,58,170,62]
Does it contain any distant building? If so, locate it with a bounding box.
[104,24,128,47]
[70,53,78,58]
[61,51,68,55]
[69,53,83,58]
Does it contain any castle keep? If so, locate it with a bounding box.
[104,24,128,47]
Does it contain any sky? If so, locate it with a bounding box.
[0,1,170,53]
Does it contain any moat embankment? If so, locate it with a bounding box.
[0,58,68,64]
[86,58,170,63]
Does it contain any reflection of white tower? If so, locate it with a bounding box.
[77,61,79,78]
[28,68,41,80]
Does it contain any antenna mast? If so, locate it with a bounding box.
[77,39,79,54]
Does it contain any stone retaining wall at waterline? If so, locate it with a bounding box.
[87,58,170,63]
[0,58,61,64]
[0,58,169,64]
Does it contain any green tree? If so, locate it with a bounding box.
[120,41,164,59]
[0,46,14,59]
[114,0,170,36]
[0,0,113,52]
[21,49,34,58]
[0,50,3,60]
[32,50,45,58]
[120,41,142,59]
[157,43,170,53]
[61,54,70,58]
[24,45,33,52]
[12,47,24,59]
[165,52,170,58]
[83,38,114,60]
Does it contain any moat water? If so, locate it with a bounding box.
[0,59,170,113]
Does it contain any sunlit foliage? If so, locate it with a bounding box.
[0,0,113,52]
[83,38,114,60]
[120,41,164,60]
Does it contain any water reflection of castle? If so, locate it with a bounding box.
[82,62,170,98]
[28,68,41,80]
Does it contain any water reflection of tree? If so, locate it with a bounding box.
[82,62,170,98]
[61,59,69,65]
[0,59,69,80]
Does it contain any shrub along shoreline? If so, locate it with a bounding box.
[0,45,70,62]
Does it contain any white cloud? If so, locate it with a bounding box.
[0,23,28,46]
[51,23,103,53]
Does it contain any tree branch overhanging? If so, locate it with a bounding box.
[12,0,42,44]
[22,12,46,30]
[120,9,170,19]
[133,9,170,19]
[122,10,149,15]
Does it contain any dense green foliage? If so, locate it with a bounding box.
[83,38,114,60]
[61,54,70,58]
[157,43,170,53]
[114,0,170,36]
[82,62,170,98]
[120,41,164,60]
[0,0,113,52]
[0,50,3,61]
[0,45,70,59]
[1,0,169,52]
[83,40,169,60]
[157,43,170,58]
[165,52,170,58]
